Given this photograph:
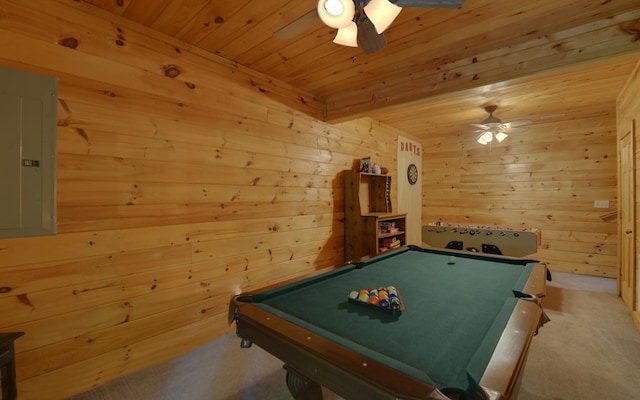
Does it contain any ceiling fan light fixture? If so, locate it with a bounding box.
[324,0,344,15]
[495,131,508,142]
[472,105,531,145]
[317,0,355,29]
[333,21,358,47]
[477,131,493,145]
[364,0,402,34]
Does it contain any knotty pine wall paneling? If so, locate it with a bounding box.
[0,1,401,398]
[421,113,619,277]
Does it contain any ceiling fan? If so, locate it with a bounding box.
[274,0,466,54]
[472,105,533,145]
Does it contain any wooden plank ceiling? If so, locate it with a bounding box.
[80,0,640,140]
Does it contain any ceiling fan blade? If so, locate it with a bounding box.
[273,9,319,40]
[505,127,529,134]
[393,0,466,7]
[357,13,387,54]
[471,123,490,129]
[504,119,533,128]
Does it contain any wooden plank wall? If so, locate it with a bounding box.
[421,112,619,277]
[0,1,402,398]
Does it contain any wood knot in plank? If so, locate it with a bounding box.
[621,20,640,41]
[17,294,34,308]
[58,37,79,49]
[76,128,89,143]
[163,64,181,78]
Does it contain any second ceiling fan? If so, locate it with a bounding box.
[472,105,533,145]
[275,0,466,54]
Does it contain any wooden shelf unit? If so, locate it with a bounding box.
[373,214,407,254]
[344,170,407,261]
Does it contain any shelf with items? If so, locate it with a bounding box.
[376,215,406,254]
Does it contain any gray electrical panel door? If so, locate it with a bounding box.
[0,65,57,238]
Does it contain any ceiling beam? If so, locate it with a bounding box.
[323,10,640,122]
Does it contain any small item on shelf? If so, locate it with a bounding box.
[379,221,396,234]
[372,163,381,174]
[359,156,371,173]
[380,237,401,249]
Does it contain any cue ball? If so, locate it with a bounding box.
[448,256,456,264]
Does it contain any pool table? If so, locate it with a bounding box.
[229,245,548,400]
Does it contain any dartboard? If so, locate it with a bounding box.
[407,163,418,185]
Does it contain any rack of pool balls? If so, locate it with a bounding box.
[347,286,404,315]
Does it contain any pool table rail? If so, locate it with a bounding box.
[520,262,548,301]
[476,299,543,400]
[230,297,450,400]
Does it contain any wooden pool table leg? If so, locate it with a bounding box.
[285,366,345,400]
[285,366,323,400]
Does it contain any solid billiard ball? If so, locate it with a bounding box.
[358,293,369,303]
[379,299,389,308]
[368,296,379,305]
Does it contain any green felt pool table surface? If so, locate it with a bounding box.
[231,245,548,400]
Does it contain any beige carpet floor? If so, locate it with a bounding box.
[68,272,640,400]
[518,273,640,400]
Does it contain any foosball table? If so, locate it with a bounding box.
[422,221,540,257]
